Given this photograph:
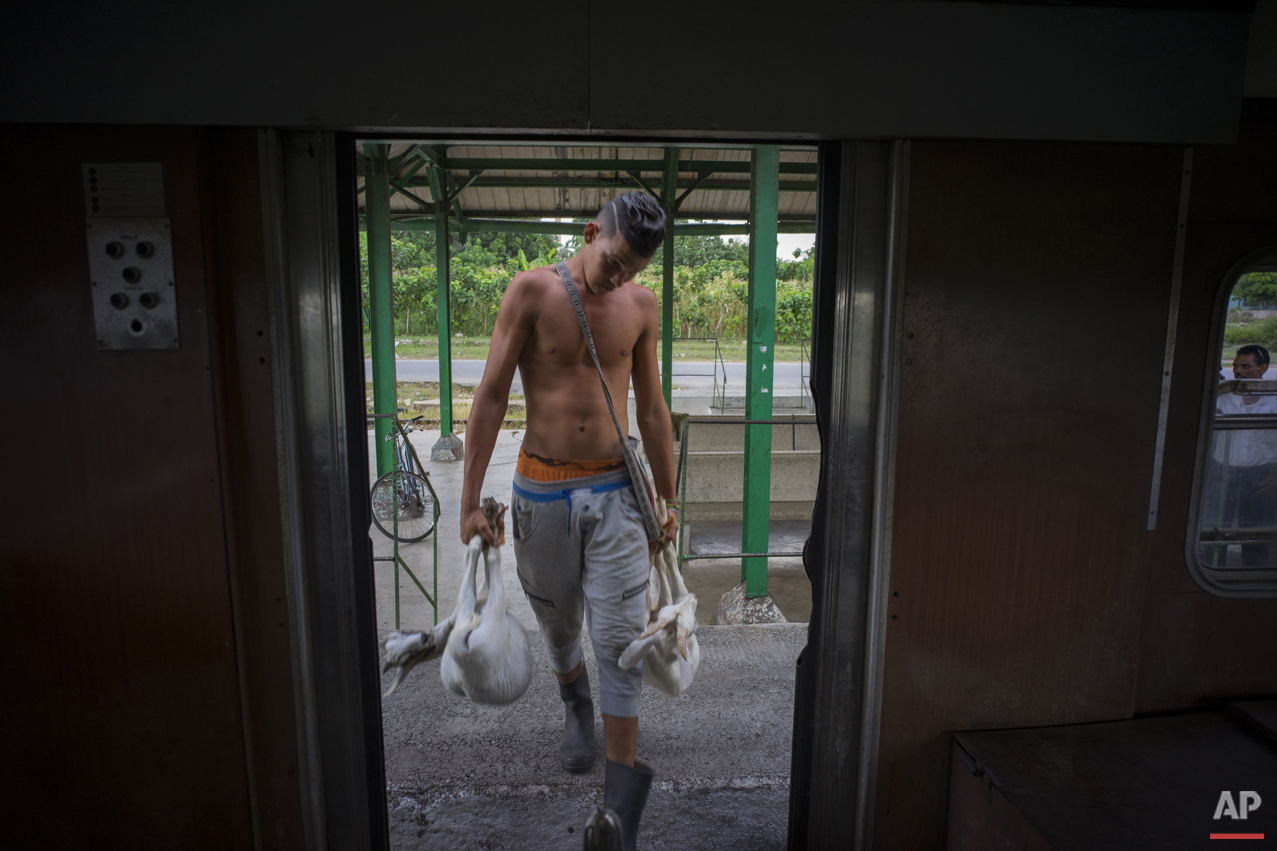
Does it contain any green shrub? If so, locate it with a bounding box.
[1223,315,1277,347]
[361,231,814,344]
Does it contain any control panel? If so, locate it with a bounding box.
[86,218,179,350]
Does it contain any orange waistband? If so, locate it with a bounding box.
[516,448,626,482]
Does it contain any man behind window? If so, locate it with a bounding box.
[1207,344,1277,566]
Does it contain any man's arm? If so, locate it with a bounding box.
[630,287,679,547]
[460,273,537,544]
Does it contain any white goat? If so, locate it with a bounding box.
[617,500,700,697]
[383,499,533,705]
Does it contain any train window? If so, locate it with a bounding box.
[1188,256,1277,595]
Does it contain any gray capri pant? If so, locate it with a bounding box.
[510,468,650,717]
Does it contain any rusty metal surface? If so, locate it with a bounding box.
[874,140,1183,850]
[952,712,1277,850]
[0,127,253,846]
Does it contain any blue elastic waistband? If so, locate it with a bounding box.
[513,478,630,533]
[512,478,629,503]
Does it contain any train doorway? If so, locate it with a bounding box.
[262,133,906,849]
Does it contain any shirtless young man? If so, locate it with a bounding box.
[459,192,679,849]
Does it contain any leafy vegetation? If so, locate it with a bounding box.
[1232,272,1277,307]
[1223,315,1277,347]
[360,231,814,344]
[367,335,808,364]
[1221,274,1277,356]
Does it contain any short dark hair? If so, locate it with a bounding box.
[1237,344,1271,367]
[596,191,666,258]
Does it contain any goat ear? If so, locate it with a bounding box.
[618,632,659,670]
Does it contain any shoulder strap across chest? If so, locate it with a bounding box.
[554,261,663,542]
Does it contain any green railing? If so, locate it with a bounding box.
[663,335,730,411]
[368,414,441,628]
[799,338,812,410]
[674,416,806,575]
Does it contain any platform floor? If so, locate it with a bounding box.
[381,624,805,850]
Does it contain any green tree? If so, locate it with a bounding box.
[456,231,562,267]
[1234,272,1277,306]
[394,269,436,335]
[392,231,436,268]
[673,234,749,266]
[777,248,814,283]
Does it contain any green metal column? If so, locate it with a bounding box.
[741,146,780,597]
[425,166,461,463]
[661,147,679,406]
[435,195,453,435]
[366,144,397,476]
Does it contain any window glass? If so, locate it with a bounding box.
[1189,262,1277,593]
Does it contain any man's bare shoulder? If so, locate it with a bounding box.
[503,266,561,315]
[508,265,561,295]
[624,281,658,310]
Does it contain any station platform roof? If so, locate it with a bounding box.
[356,142,817,232]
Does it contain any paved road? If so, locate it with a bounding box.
[367,358,808,392]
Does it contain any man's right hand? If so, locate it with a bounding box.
[460,505,497,547]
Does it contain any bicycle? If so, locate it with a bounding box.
[370,414,438,543]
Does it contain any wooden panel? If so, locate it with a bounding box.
[1141,222,1277,598]
[1137,591,1277,711]
[947,742,1053,851]
[1133,120,1277,711]
[874,142,1182,850]
[0,127,252,847]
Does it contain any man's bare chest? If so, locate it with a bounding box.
[526,297,644,372]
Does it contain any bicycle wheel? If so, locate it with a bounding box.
[371,470,436,543]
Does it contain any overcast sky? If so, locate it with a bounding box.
[726,233,815,260]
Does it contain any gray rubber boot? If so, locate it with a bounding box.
[603,759,654,851]
[559,668,595,772]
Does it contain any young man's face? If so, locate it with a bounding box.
[1233,353,1267,380]
[582,223,652,293]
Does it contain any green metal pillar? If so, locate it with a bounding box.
[429,166,464,461]
[661,147,679,406]
[434,173,453,436]
[741,146,780,597]
[366,144,397,476]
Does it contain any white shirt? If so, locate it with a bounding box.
[1213,392,1277,467]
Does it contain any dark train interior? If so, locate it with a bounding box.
[3,2,1276,850]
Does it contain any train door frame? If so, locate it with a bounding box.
[259,129,388,849]
[788,141,911,850]
[257,130,909,849]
